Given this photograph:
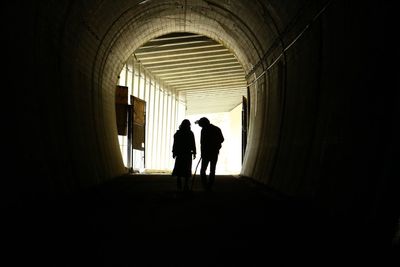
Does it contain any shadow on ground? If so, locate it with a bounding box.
[4,174,397,266]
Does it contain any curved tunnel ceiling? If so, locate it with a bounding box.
[133,32,247,114]
[5,1,397,230]
[37,0,281,186]
[74,0,292,182]
[4,0,397,261]
[94,0,273,108]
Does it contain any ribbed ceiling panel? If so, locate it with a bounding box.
[134,32,247,115]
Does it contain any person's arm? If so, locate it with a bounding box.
[200,130,205,156]
[191,131,196,159]
[172,134,177,158]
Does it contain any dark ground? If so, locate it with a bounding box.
[4,174,398,266]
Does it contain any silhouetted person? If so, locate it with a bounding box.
[195,117,224,192]
[172,119,196,192]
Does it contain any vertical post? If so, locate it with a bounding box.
[156,80,162,169]
[142,72,146,169]
[146,79,152,169]
[143,102,147,169]
[137,64,141,99]
[242,96,248,163]
[127,105,133,172]
[133,57,135,101]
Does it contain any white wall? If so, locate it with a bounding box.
[186,103,242,175]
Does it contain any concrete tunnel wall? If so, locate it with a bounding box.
[4,1,398,227]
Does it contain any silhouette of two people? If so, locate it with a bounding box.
[195,117,224,192]
[172,119,196,192]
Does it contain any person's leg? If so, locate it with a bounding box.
[208,154,218,190]
[200,157,210,190]
[177,176,182,191]
[183,176,189,192]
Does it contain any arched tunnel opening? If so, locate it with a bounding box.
[116,32,246,174]
[3,1,399,265]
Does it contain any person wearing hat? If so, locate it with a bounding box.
[195,117,224,192]
[172,119,197,192]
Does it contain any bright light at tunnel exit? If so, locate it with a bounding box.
[118,105,243,175]
[186,108,242,175]
[116,32,245,175]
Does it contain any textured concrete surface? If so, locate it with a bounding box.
[4,4,398,243]
[5,175,397,266]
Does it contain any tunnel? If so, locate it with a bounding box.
[3,1,399,266]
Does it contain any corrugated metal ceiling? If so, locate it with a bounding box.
[134,32,247,115]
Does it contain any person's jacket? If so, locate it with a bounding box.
[172,129,196,157]
[200,124,224,156]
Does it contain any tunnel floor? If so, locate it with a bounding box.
[6,175,396,266]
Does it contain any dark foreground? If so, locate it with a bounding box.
[4,175,398,266]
